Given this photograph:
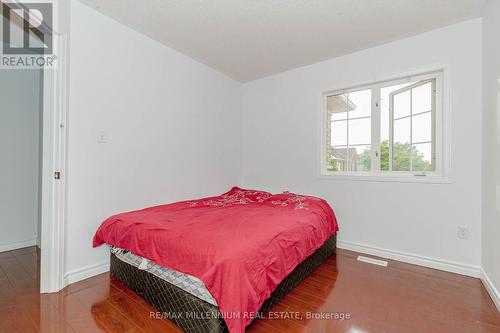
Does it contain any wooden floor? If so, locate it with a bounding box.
[1,247,499,333]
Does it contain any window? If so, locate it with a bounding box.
[323,71,445,179]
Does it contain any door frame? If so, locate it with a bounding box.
[39,33,69,293]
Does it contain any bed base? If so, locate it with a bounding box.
[110,234,336,333]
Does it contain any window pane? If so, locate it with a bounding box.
[412,82,432,114]
[393,117,410,144]
[330,146,370,172]
[412,112,432,143]
[380,140,390,171]
[380,82,416,142]
[393,142,412,171]
[393,90,410,119]
[330,146,348,171]
[327,94,348,121]
[412,143,433,172]
[331,120,347,146]
[348,118,371,145]
[353,145,371,172]
[347,89,371,119]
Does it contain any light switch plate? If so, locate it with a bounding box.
[97,131,108,143]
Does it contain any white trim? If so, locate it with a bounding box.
[317,172,451,184]
[337,240,480,278]
[323,70,441,97]
[63,261,110,285]
[39,33,69,293]
[0,238,37,253]
[480,269,500,312]
[371,88,381,172]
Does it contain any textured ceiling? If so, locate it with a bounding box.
[78,0,486,82]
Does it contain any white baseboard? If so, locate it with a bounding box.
[0,238,37,253]
[64,260,109,285]
[480,268,500,312]
[59,243,498,312]
[337,240,481,278]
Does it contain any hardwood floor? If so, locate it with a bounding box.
[1,246,499,333]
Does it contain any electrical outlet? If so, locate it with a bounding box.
[457,226,469,239]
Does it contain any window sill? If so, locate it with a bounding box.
[318,172,451,184]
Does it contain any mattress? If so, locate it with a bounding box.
[109,245,217,306]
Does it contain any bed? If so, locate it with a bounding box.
[93,187,339,333]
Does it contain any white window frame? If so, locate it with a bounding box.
[319,69,450,183]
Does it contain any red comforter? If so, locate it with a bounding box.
[93,187,338,333]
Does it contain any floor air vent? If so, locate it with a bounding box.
[357,255,388,267]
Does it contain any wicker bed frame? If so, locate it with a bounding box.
[110,233,337,333]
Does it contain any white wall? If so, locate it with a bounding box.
[481,0,500,310]
[241,20,483,274]
[0,68,41,251]
[65,1,241,279]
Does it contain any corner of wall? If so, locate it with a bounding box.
[480,0,500,312]
[481,268,500,311]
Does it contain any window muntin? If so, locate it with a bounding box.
[323,72,441,177]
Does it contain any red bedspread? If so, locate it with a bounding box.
[93,187,338,333]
